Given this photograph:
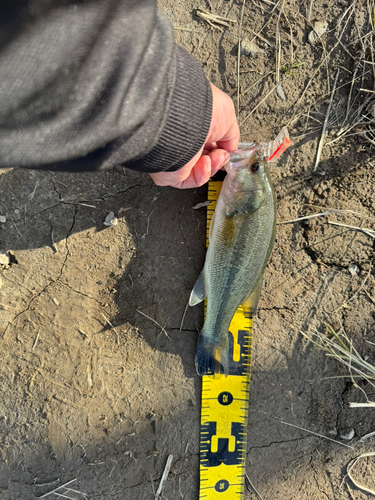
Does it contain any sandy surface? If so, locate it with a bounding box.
[1,0,375,498]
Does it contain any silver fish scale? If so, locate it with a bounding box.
[202,175,276,345]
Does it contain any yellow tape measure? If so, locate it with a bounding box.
[199,180,253,500]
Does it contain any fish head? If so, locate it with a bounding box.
[225,145,272,197]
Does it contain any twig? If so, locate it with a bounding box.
[313,68,340,171]
[173,27,197,33]
[137,309,170,339]
[101,313,120,345]
[349,402,375,407]
[245,473,264,499]
[51,227,58,253]
[155,454,173,498]
[327,221,375,239]
[38,479,77,498]
[246,0,283,47]
[197,9,236,30]
[179,301,190,332]
[245,27,274,46]
[32,330,40,350]
[278,212,332,224]
[343,65,359,126]
[9,216,26,241]
[240,82,280,126]
[240,71,273,97]
[249,409,354,448]
[307,0,314,21]
[303,206,375,223]
[34,479,61,488]
[237,0,246,117]
[275,0,285,84]
[347,452,375,496]
[359,430,375,441]
[146,210,154,235]
[346,264,372,305]
[28,183,39,200]
[288,6,355,127]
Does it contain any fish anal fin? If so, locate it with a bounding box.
[189,271,206,306]
[242,279,263,317]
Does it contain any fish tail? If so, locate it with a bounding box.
[195,333,229,377]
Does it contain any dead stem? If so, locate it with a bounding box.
[347,453,375,496]
[237,0,247,118]
[136,309,170,339]
[249,409,355,449]
[313,68,340,171]
[101,313,120,345]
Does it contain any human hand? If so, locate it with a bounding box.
[150,83,240,189]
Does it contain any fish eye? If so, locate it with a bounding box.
[251,162,260,173]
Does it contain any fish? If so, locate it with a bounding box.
[189,145,276,376]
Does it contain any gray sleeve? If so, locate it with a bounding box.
[0,0,212,173]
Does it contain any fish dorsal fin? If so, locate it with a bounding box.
[189,271,206,306]
[242,279,263,316]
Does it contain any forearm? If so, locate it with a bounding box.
[0,0,211,173]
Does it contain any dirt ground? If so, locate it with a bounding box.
[1,0,375,499]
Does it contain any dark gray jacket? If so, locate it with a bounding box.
[0,0,212,173]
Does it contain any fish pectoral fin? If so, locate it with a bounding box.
[189,271,206,306]
[242,279,263,317]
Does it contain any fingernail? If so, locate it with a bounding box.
[223,152,230,164]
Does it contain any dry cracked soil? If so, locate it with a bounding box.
[1,0,375,499]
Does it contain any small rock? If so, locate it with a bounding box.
[240,39,264,56]
[308,21,328,44]
[276,82,286,101]
[340,427,355,440]
[0,252,10,266]
[104,212,118,227]
[0,216,6,223]
[192,201,212,210]
[348,264,359,276]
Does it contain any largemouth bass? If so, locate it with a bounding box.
[189,144,276,376]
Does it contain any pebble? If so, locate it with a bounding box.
[240,39,264,56]
[308,21,328,44]
[276,82,286,101]
[0,216,6,223]
[348,264,360,276]
[0,252,10,266]
[340,427,355,440]
[104,212,118,227]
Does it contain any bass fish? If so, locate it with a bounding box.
[189,145,276,376]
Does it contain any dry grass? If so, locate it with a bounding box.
[301,324,375,400]
[38,478,88,499]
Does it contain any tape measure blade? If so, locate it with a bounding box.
[199,180,253,500]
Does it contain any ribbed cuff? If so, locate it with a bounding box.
[126,45,213,173]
